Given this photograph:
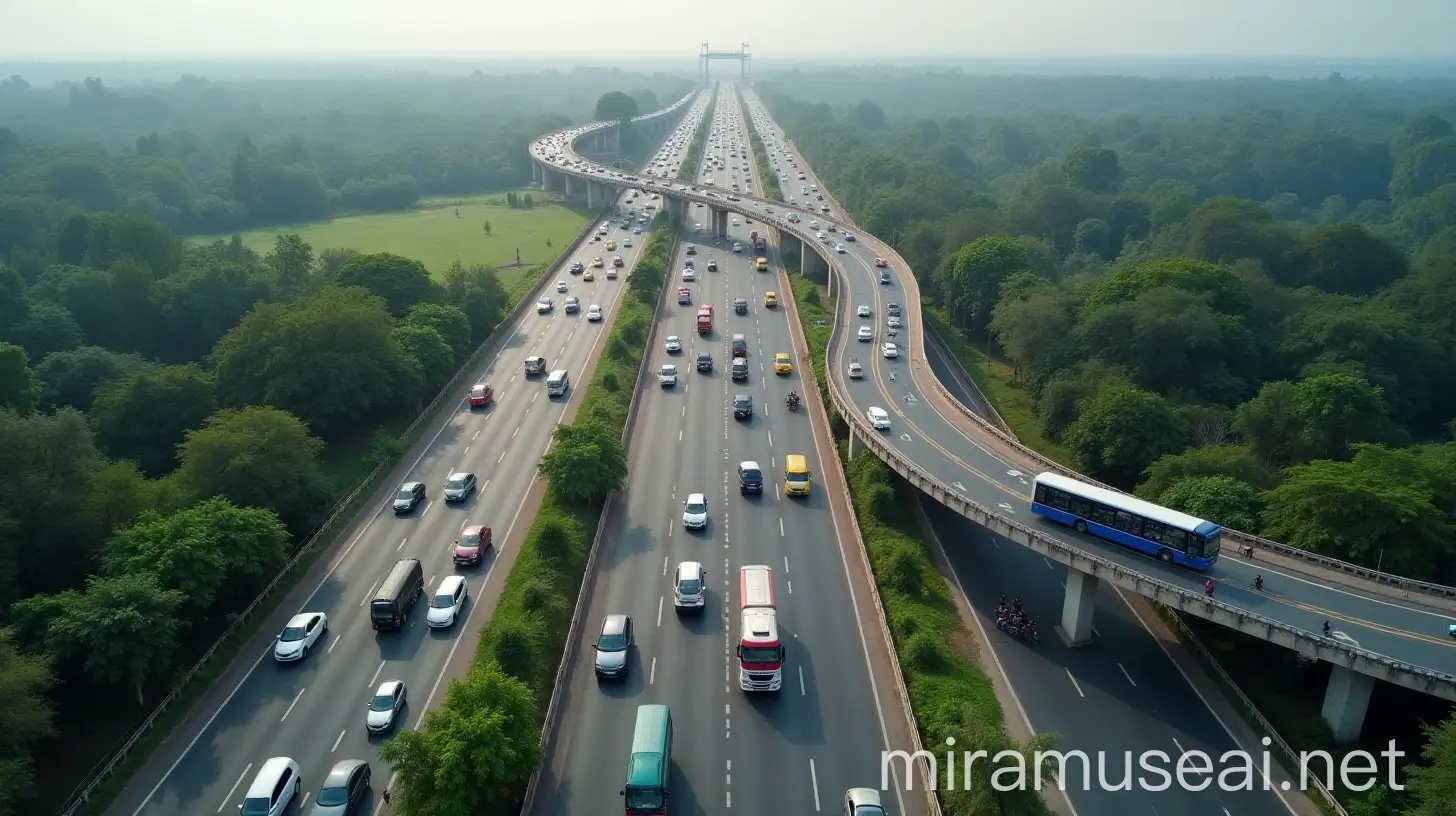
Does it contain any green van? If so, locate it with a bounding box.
[620,704,672,814]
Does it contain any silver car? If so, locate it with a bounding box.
[593,614,633,679]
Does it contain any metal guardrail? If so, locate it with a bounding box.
[55,170,628,816]
[1154,608,1350,816]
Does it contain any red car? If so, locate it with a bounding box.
[468,383,493,408]
[874,257,888,268]
[453,525,493,566]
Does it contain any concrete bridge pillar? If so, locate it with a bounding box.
[780,233,802,267]
[665,196,685,224]
[848,426,859,459]
[1056,570,1099,647]
[711,207,729,240]
[532,161,541,185]
[587,182,601,210]
[607,127,621,154]
[563,173,576,199]
[801,248,828,286]
[1321,666,1375,743]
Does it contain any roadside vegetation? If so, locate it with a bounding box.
[378,217,672,814]
[0,72,683,813]
[676,88,717,182]
[759,70,1456,810]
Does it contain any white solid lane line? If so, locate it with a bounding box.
[216,764,250,814]
[279,687,305,722]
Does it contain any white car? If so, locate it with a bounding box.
[665,335,683,353]
[867,406,892,430]
[556,280,568,293]
[682,493,709,529]
[659,364,679,386]
[845,233,857,242]
[835,244,847,253]
[624,238,633,247]
[426,575,468,628]
[848,360,864,379]
[682,268,696,282]
[857,326,873,342]
[883,342,900,359]
[537,298,553,313]
[693,222,703,231]
[587,305,603,322]
[732,242,743,253]
[366,680,406,733]
[273,612,326,662]
[857,305,871,318]
[887,316,902,329]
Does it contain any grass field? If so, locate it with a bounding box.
[191,191,594,278]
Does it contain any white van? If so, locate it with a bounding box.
[546,369,570,397]
[238,757,299,815]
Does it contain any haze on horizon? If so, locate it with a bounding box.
[2,0,1453,61]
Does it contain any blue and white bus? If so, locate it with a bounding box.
[1031,472,1221,571]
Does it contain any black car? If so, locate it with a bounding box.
[734,298,748,314]
[733,394,753,419]
[696,352,713,372]
[391,482,425,514]
[312,759,371,815]
[731,358,749,381]
[737,461,764,494]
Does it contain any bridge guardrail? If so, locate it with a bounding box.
[533,107,1456,691]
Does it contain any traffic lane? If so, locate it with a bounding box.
[923,500,1294,815]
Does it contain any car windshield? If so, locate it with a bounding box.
[740,645,781,663]
[678,578,702,594]
[315,784,350,807]
[431,591,456,609]
[446,476,470,490]
[598,632,627,651]
[280,625,307,642]
[460,531,481,547]
[370,692,395,711]
[241,797,272,815]
[395,488,415,500]
[686,499,707,514]
[742,469,761,481]
[626,788,664,811]
[735,396,751,406]
[471,387,485,397]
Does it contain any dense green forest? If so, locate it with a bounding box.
[759,72,1456,812]
[0,71,682,814]
[0,68,690,237]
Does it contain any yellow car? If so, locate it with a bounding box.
[606,240,617,251]
[592,257,604,268]
[583,269,595,281]
[764,291,778,308]
[774,353,792,375]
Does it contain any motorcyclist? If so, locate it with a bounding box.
[1205,579,1215,597]
[1254,575,1263,591]
[1323,620,1331,637]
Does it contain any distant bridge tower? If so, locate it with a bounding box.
[699,42,751,86]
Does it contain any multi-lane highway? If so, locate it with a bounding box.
[107,93,711,816]
[530,85,924,816]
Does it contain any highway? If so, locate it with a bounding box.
[108,93,711,816]
[731,90,1456,678]
[530,85,924,816]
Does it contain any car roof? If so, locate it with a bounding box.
[869,407,888,416]
[324,758,366,787]
[447,471,472,479]
[436,575,465,593]
[678,561,703,578]
[847,788,884,810]
[377,679,403,696]
[603,613,628,634]
[686,492,707,502]
[285,612,316,627]
[461,524,488,538]
[401,481,423,490]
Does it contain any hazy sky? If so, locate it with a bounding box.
[2,0,1453,60]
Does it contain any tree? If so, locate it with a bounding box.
[1158,476,1262,532]
[378,662,540,816]
[989,282,1067,382]
[627,255,666,306]
[594,91,639,122]
[404,302,473,362]
[91,364,216,476]
[33,344,151,412]
[538,421,627,504]
[263,233,314,295]
[1299,222,1409,295]
[440,261,509,343]
[1233,380,1305,467]
[171,406,332,535]
[933,236,1036,338]
[7,301,83,361]
[34,572,186,705]
[1062,147,1119,193]
[211,287,413,432]
[392,324,455,398]
[1389,135,1456,203]
[1137,443,1275,500]
[1186,197,1299,282]
[1064,385,1187,487]
[1261,445,1456,581]
[1290,372,1393,461]
[100,498,290,612]
[337,252,436,316]
[1081,257,1252,317]
[849,99,888,130]
[0,629,56,816]
[0,343,36,413]
[1405,712,1456,816]
[1071,218,1114,259]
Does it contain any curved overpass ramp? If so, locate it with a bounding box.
[529,85,1456,742]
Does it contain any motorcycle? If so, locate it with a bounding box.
[786,394,800,412]
[996,614,1040,645]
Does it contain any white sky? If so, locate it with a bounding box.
[0,0,1452,60]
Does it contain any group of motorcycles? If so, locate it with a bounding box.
[995,597,1040,645]
[785,391,800,412]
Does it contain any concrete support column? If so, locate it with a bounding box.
[563,174,576,199]
[1321,666,1375,743]
[607,128,621,154]
[802,248,828,284]
[666,197,685,224]
[711,208,729,240]
[532,161,541,185]
[848,427,859,458]
[587,182,601,210]
[1057,570,1099,647]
